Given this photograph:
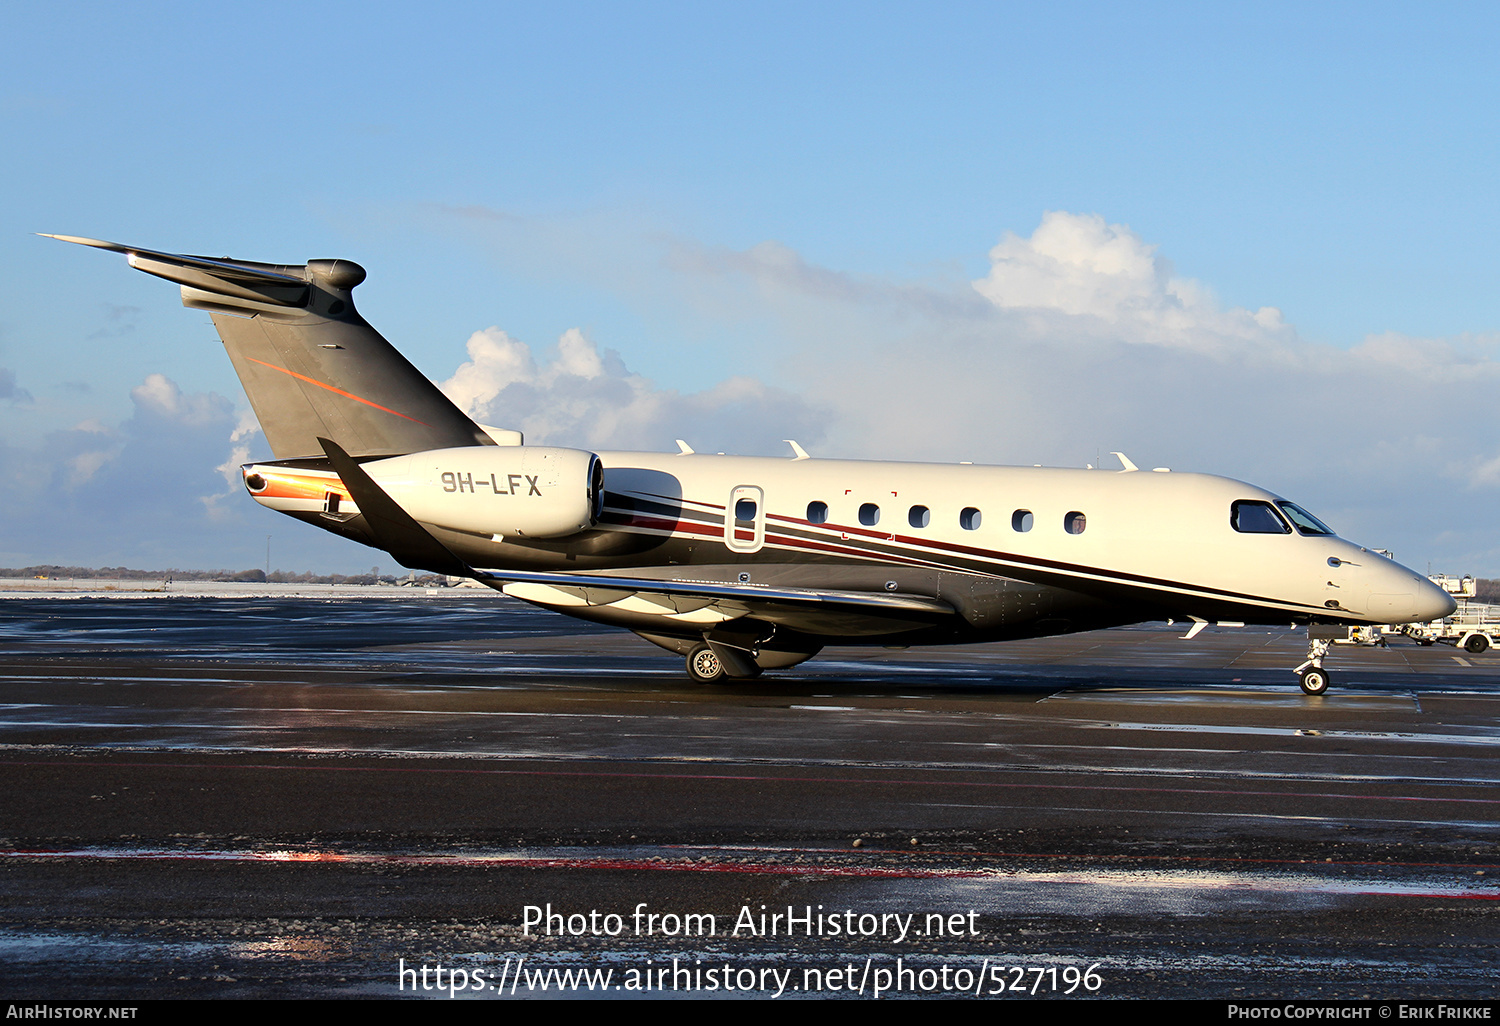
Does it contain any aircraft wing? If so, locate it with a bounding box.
[484,567,954,637]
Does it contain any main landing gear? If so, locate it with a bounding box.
[686,644,725,683]
[685,643,762,683]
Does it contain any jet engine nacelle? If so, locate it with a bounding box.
[362,446,604,539]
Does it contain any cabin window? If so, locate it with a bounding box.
[1011,509,1033,532]
[960,507,982,531]
[908,505,930,529]
[1064,511,1087,534]
[735,498,757,523]
[1277,501,1334,536]
[806,500,828,524]
[1231,500,1290,534]
[859,503,881,526]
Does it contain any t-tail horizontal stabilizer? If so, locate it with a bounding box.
[43,234,495,461]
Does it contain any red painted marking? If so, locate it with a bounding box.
[246,357,428,426]
[603,514,720,540]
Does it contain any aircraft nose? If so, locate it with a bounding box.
[1410,576,1458,623]
[1360,564,1457,624]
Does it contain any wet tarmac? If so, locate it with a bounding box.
[0,595,1496,999]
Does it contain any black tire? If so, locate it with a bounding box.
[1464,634,1490,655]
[686,644,726,683]
[1299,667,1330,696]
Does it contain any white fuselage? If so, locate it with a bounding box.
[579,452,1450,627]
[248,448,1450,630]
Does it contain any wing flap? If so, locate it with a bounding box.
[486,567,953,636]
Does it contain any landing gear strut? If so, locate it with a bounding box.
[1295,636,1332,696]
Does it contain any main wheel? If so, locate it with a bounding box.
[1464,634,1490,655]
[1299,667,1330,696]
[686,644,726,683]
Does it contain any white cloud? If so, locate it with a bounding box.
[0,372,265,567]
[439,326,824,455]
[201,442,254,520]
[130,373,230,426]
[972,211,1301,359]
[230,407,260,443]
[66,447,117,487]
[1350,331,1500,384]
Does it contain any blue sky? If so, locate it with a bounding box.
[3,2,1500,574]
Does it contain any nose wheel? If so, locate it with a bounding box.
[1298,666,1330,696]
[1295,636,1333,696]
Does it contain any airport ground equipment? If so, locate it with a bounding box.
[1399,575,1499,654]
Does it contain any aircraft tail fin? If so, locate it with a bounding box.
[45,235,494,460]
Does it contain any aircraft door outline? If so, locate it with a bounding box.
[726,485,765,553]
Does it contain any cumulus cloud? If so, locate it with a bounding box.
[130,373,234,427]
[0,372,266,567]
[971,211,1300,359]
[439,326,825,455]
[201,406,264,520]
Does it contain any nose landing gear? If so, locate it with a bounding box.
[1297,662,1330,696]
[1295,627,1342,695]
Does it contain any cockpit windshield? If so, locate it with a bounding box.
[1231,500,1290,534]
[1276,502,1335,536]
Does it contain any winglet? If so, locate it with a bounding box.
[785,439,810,461]
[675,439,695,455]
[1110,451,1139,472]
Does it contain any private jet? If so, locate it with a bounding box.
[49,235,1456,694]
